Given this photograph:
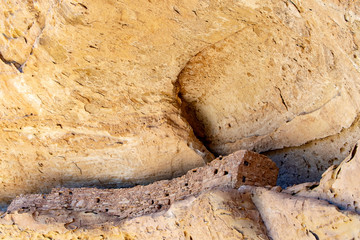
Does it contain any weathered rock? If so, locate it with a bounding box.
[2,1,360,239]
[285,139,360,214]
[0,189,270,240]
[3,146,360,239]
[177,0,360,186]
[0,0,263,205]
[251,187,360,240]
[4,150,278,224]
[1,0,359,206]
[0,150,276,239]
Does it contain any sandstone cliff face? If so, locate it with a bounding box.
[0,0,359,221]
[0,0,248,205]
[177,0,360,186]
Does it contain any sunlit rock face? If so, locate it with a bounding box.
[0,0,235,205]
[177,0,360,186]
[0,0,359,209]
[2,0,360,238]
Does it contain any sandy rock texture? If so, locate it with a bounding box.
[0,0,359,212]
[252,187,360,240]
[285,139,360,214]
[0,0,258,205]
[1,148,360,239]
[177,0,360,186]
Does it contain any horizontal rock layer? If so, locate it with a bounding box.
[1,0,360,206]
[0,189,270,240]
[4,150,278,227]
[2,145,360,239]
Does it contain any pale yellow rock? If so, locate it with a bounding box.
[179,0,360,154]
[1,0,360,238]
[251,187,360,240]
[267,115,360,186]
[286,139,360,214]
[1,0,262,205]
[0,0,359,218]
[177,0,360,186]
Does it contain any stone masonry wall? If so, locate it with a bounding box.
[6,150,278,227]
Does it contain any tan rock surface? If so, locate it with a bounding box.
[1,0,359,206]
[2,0,360,238]
[177,0,360,186]
[0,0,265,205]
[251,187,360,240]
[286,139,360,214]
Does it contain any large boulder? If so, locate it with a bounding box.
[177,0,360,186]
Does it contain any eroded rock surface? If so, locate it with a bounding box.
[177,0,360,186]
[4,150,278,226]
[0,0,261,205]
[0,150,276,239]
[2,147,360,239]
[1,0,360,206]
[285,139,360,215]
